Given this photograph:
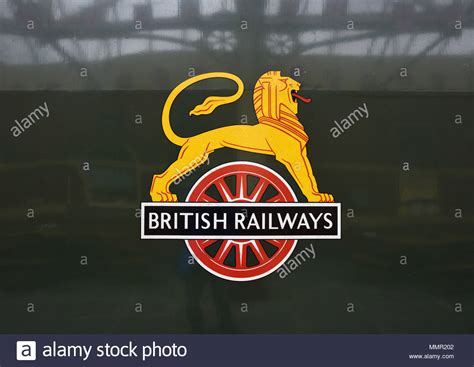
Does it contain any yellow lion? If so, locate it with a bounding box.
[150,71,334,203]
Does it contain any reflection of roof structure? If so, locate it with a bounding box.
[0,0,473,90]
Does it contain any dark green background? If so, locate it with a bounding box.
[0,90,472,333]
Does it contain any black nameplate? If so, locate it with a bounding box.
[141,203,341,239]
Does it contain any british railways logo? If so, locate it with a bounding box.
[141,71,341,281]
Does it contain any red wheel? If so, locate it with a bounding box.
[185,161,298,281]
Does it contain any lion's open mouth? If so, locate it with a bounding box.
[291,90,312,104]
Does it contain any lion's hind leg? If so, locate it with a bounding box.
[150,138,212,202]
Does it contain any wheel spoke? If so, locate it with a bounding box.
[266,239,284,248]
[199,193,218,202]
[266,193,284,202]
[198,239,218,249]
[249,240,269,264]
[235,173,247,199]
[214,178,234,201]
[249,178,269,202]
[214,240,233,265]
[235,243,247,269]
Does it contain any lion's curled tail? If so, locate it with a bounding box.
[162,72,244,146]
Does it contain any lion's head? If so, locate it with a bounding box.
[253,71,309,121]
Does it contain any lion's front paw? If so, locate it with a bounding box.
[150,191,178,202]
[307,192,334,203]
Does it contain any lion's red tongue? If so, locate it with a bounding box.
[291,92,312,103]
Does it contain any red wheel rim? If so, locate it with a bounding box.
[185,161,298,281]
